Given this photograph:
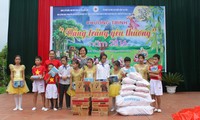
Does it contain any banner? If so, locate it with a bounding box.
[50,6,166,70]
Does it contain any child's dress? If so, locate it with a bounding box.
[67,68,83,96]
[134,64,149,80]
[71,68,83,82]
[6,64,29,94]
[109,69,123,97]
[84,66,96,82]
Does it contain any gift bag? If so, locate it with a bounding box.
[13,81,24,88]
[66,87,75,97]
[109,83,121,97]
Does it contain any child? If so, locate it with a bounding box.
[6,55,29,111]
[96,53,110,81]
[30,56,47,111]
[148,54,163,113]
[121,57,136,75]
[134,54,149,80]
[70,59,84,90]
[44,50,61,109]
[44,64,58,111]
[58,56,71,110]
[109,61,124,111]
[84,58,96,82]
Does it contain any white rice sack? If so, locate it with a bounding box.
[146,94,153,101]
[127,72,143,81]
[117,106,154,116]
[116,95,155,107]
[135,86,149,93]
[122,77,136,84]
[120,90,134,97]
[121,84,136,90]
[136,79,150,87]
[133,91,149,98]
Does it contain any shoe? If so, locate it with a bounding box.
[42,107,47,111]
[67,107,71,110]
[58,107,62,110]
[157,109,162,113]
[44,108,49,111]
[13,107,18,111]
[32,107,37,111]
[110,107,115,112]
[18,107,23,111]
[53,108,57,111]
[154,108,158,112]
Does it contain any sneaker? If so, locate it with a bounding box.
[18,107,23,111]
[42,107,47,111]
[157,109,162,113]
[44,108,49,111]
[32,107,37,111]
[53,108,57,111]
[58,107,62,110]
[110,107,115,112]
[13,107,18,111]
[154,108,158,112]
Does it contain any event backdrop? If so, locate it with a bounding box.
[50,6,166,70]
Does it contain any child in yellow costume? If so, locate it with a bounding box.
[6,55,29,111]
[134,54,149,80]
[84,58,96,82]
[109,61,124,112]
[67,59,83,96]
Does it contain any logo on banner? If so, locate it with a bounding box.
[93,6,99,12]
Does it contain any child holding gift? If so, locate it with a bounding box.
[30,56,47,111]
[44,64,58,111]
[67,59,83,96]
[6,55,29,111]
[109,60,124,111]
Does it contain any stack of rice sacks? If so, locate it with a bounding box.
[116,72,154,116]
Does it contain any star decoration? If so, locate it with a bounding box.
[50,78,54,82]
[35,69,41,75]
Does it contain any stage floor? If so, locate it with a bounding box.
[0,92,199,120]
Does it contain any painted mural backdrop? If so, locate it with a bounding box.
[50,6,166,70]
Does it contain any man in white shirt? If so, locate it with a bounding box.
[58,56,71,109]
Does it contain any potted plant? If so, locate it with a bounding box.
[162,72,184,94]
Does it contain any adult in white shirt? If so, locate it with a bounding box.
[96,53,110,81]
[58,56,71,109]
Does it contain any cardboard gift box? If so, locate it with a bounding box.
[72,97,90,116]
[72,104,90,116]
[91,92,109,97]
[91,105,109,116]
[92,102,109,110]
[75,81,92,93]
[91,81,109,92]
[72,96,90,102]
[91,97,109,102]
